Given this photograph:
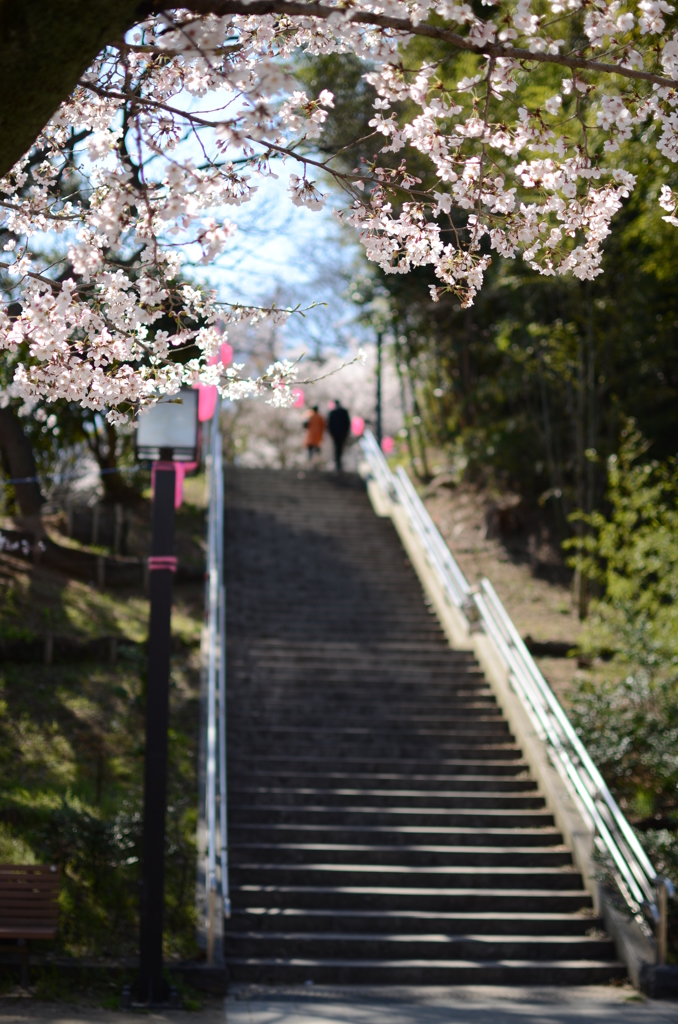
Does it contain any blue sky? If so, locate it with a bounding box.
[186,170,366,356]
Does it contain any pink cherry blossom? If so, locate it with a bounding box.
[0,2,676,416]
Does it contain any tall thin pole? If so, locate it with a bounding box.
[376,330,383,447]
[214,404,230,920]
[138,462,176,1005]
[205,432,218,961]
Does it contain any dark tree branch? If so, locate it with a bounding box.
[0,0,143,178]
[152,1,678,90]
[0,0,675,183]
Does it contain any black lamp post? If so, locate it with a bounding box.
[134,390,199,1005]
[376,330,383,447]
[368,296,390,448]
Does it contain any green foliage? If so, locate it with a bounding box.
[569,422,678,666]
[570,672,678,821]
[565,425,678,954]
[641,829,678,958]
[567,423,678,814]
[0,641,201,958]
[299,50,678,517]
[294,53,378,160]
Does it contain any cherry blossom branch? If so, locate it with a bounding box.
[155,0,678,90]
[2,1,676,413]
[295,347,367,384]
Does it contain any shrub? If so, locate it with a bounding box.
[567,422,678,957]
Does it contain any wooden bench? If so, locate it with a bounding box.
[0,865,60,985]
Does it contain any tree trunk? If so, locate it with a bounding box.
[0,1,144,177]
[86,418,141,505]
[0,406,43,521]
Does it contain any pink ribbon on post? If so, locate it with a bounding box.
[148,555,178,572]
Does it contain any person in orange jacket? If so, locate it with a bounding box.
[304,405,325,462]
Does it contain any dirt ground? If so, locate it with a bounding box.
[424,482,583,702]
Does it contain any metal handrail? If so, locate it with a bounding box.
[215,417,230,920]
[359,429,673,956]
[204,399,229,962]
[394,466,471,608]
[361,430,397,502]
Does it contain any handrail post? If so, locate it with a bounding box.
[207,874,216,964]
[203,402,222,964]
[215,403,231,920]
[657,878,668,965]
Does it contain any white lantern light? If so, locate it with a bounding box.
[135,390,199,462]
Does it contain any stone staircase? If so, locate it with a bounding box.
[222,467,625,984]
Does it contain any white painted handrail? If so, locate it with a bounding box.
[359,429,673,955]
[204,400,230,963]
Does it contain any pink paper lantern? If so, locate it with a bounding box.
[197,383,218,422]
[152,461,194,509]
[292,388,305,408]
[351,416,365,437]
[193,344,233,422]
[381,435,394,455]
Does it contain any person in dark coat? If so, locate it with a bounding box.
[327,399,351,471]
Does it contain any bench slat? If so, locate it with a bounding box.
[0,866,60,941]
[0,887,58,893]
[0,881,59,888]
[0,898,59,904]
[0,893,59,900]
[0,913,58,921]
[0,867,58,876]
[0,928,58,938]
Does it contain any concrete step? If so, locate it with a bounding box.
[222,931,617,961]
[232,698,501,711]
[221,467,620,986]
[229,824,565,847]
[230,706,505,721]
[229,883,594,913]
[229,863,583,891]
[229,787,547,810]
[229,806,555,829]
[229,843,572,867]
[229,747,524,762]
[228,772,538,792]
[228,724,513,740]
[228,908,599,936]
[241,642,475,656]
[231,681,494,693]
[228,756,530,775]
[223,957,626,985]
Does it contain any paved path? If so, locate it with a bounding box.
[0,1003,224,1024]
[225,985,678,1024]
[0,986,675,1023]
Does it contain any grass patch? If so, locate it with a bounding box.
[0,494,206,965]
[0,964,206,1010]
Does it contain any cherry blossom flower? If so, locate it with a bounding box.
[1,0,677,415]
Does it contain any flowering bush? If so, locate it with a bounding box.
[3,1,678,417]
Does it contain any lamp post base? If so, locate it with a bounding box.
[122,983,181,1010]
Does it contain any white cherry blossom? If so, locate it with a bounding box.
[1,0,678,415]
